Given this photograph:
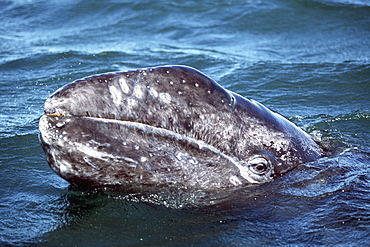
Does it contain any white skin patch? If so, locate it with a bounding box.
[77,144,115,160]
[176,152,199,165]
[134,85,143,98]
[140,157,147,162]
[39,116,53,144]
[189,159,198,165]
[109,85,122,106]
[159,93,171,104]
[176,152,185,161]
[55,121,65,128]
[229,176,242,186]
[58,160,72,174]
[127,98,137,107]
[148,87,158,97]
[118,77,130,94]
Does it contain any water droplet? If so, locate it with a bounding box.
[166,70,170,74]
[195,83,199,87]
[134,145,140,150]
[169,81,174,85]
[122,142,127,146]
[207,90,211,94]
[182,79,186,83]
[177,91,183,95]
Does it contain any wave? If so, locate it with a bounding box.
[313,0,370,7]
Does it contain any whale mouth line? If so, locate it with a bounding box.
[46,112,226,154]
[44,112,260,184]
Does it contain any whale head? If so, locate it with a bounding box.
[39,65,321,190]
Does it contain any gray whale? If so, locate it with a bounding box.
[39,65,321,191]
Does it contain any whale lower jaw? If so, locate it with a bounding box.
[39,114,260,189]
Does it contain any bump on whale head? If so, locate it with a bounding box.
[39,65,321,191]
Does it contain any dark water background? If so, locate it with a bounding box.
[1,0,369,246]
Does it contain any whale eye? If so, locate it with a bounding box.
[248,156,270,175]
[241,152,276,183]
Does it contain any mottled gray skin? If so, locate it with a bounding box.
[39,65,321,191]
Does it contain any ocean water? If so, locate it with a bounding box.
[1,0,369,246]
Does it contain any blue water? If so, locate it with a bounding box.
[1,0,369,246]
